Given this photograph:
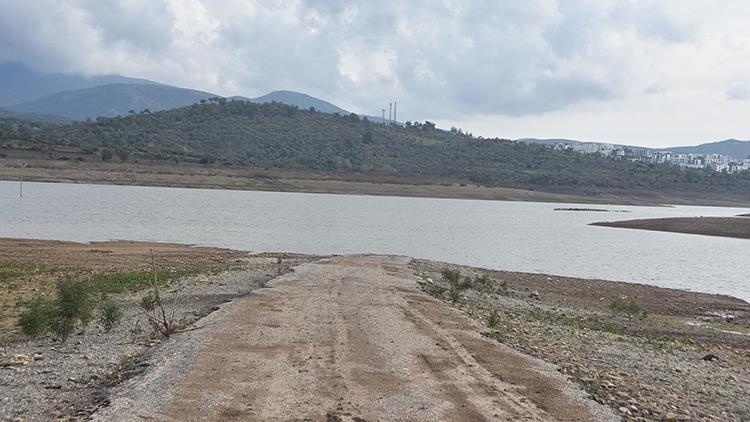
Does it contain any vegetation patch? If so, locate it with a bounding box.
[88,268,204,294]
[18,279,122,341]
[4,100,750,199]
[609,298,646,318]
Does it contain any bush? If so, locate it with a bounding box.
[101,148,113,161]
[442,268,471,302]
[609,298,646,318]
[424,283,446,298]
[48,279,94,340]
[18,279,123,340]
[471,274,491,291]
[99,298,124,332]
[18,297,53,337]
[487,310,501,328]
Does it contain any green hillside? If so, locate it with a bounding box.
[2,99,749,197]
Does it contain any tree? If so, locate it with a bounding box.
[116,147,130,162]
[362,129,374,144]
[101,148,113,161]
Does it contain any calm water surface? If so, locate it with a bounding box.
[1,181,749,300]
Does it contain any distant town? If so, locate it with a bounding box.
[536,141,750,173]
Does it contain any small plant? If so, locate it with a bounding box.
[98,297,124,332]
[441,268,472,303]
[609,298,645,317]
[424,283,446,298]
[135,251,179,337]
[18,297,53,337]
[497,280,510,295]
[487,310,501,328]
[48,279,95,340]
[17,280,91,341]
[472,274,491,291]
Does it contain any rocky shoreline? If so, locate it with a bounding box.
[2,249,749,420]
[411,259,750,421]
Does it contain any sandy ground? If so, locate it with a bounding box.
[96,255,615,421]
[592,216,750,239]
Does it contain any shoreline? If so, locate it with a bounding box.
[592,216,750,240]
[1,239,748,420]
[4,158,750,207]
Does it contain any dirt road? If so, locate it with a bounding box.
[98,255,614,421]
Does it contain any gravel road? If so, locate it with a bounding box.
[96,255,615,421]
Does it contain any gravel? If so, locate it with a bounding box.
[412,259,750,421]
[0,255,313,421]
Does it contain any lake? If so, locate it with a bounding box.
[1,181,749,301]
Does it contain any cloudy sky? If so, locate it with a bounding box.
[1,0,749,147]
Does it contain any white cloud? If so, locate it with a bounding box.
[1,0,750,146]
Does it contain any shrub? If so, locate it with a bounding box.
[99,298,124,332]
[136,251,180,338]
[18,297,53,337]
[442,268,471,302]
[609,298,645,317]
[472,275,491,291]
[48,279,94,340]
[101,148,113,161]
[424,283,446,298]
[18,279,123,340]
[487,310,501,328]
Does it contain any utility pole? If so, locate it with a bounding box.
[19,162,26,198]
[393,101,397,123]
[382,108,386,121]
[388,102,392,124]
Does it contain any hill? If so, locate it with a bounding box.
[520,137,750,161]
[667,139,750,160]
[0,62,159,106]
[234,90,350,115]
[2,100,749,200]
[5,84,216,120]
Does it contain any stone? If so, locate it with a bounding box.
[702,354,719,362]
[1,354,33,367]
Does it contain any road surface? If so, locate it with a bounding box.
[98,255,613,421]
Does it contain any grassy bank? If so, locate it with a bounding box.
[0,238,251,339]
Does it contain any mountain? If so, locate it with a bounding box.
[667,139,750,160]
[5,101,749,200]
[233,90,350,115]
[0,62,159,106]
[5,84,216,120]
[0,109,70,125]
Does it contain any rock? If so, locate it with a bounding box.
[1,354,33,367]
[702,354,719,362]
[530,291,540,299]
[32,353,43,361]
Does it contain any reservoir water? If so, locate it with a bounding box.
[1,181,748,300]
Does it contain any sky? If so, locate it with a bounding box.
[1,0,749,147]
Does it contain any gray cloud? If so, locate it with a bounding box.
[0,0,749,137]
